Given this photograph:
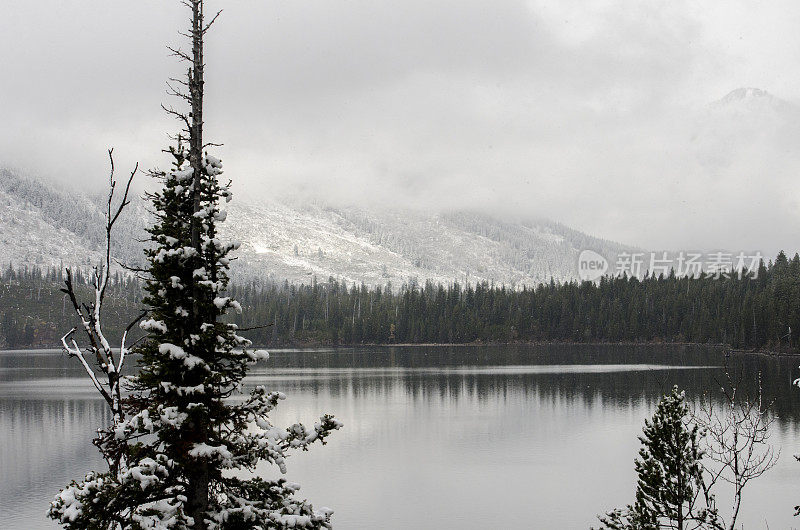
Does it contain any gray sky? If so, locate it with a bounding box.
[2,0,800,255]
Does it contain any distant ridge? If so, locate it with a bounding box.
[0,167,634,287]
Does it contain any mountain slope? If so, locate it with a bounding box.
[0,168,632,287]
[227,201,632,286]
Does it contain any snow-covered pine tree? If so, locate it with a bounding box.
[49,2,341,528]
[596,386,719,530]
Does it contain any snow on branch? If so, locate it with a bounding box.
[59,149,142,421]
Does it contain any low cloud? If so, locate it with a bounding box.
[2,0,800,255]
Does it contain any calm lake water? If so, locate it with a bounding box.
[2,345,800,529]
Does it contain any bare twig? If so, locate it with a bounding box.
[203,9,222,33]
[694,368,779,530]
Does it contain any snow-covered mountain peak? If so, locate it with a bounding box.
[720,87,770,103]
[711,87,792,114]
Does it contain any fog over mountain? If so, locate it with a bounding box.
[0,167,633,287]
[2,1,800,257]
[2,86,796,287]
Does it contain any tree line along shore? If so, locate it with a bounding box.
[2,250,800,351]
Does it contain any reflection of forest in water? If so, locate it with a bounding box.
[0,397,110,527]
[3,345,800,528]
[5,345,800,420]
[258,344,800,423]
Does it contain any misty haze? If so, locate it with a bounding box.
[2,1,800,529]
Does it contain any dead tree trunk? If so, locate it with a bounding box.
[60,149,142,474]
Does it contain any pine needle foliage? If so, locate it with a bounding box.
[597,386,719,530]
[48,2,341,528]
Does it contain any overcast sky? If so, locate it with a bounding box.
[2,0,800,255]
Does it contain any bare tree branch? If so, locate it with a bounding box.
[61,328,112,404]
[166,45,192,63]
[203,9,222,33]
[59,150,140,423]
[694,368,779,530]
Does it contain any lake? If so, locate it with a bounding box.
[2,345,800,529]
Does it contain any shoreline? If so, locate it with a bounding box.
[5,341,798,357]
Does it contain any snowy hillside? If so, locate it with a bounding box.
[227,201,631,286]
[0,169,107,271]
[0,168,631,287]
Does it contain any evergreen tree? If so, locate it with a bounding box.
[1,310,18,348]
[597,386,719,530]
[12,248,800,350]
[48,2,341,528]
